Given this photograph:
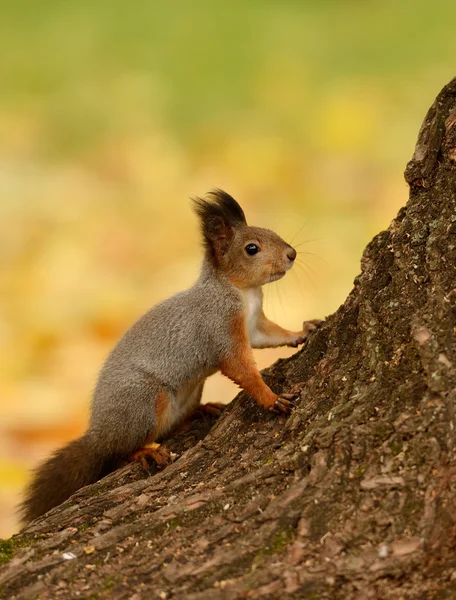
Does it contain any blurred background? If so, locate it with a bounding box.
[1,0,455,538]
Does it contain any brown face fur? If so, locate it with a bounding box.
[193,190,296,289]
[219,225,296,288]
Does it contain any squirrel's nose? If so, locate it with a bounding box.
[287,248,297,262]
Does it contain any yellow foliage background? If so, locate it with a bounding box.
[1,1,455,537]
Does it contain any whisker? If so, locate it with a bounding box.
[295,263,319,296]
[296,257,317,277]
[268,260,276,321]
[276,278,285,317]
[293,238,321,248]
[297,251,328,266]
[289,221,309,245]
[291,267,307,306]
[295,260,316,291]
[272,259,285,318]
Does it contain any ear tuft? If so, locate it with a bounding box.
[192,189,246,230]
[204,189,247,226]
[192,189,247,261]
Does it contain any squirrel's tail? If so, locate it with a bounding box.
[20,434,113,524]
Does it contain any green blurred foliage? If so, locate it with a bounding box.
[0,0,455,536]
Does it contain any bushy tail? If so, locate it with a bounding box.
[20,434,109,525]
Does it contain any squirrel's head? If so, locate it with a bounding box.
[192,189,296,288]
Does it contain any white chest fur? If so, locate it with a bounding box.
[242,287,263,340]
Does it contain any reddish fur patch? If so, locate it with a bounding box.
[155,391,169,422]
[130,392,173,468]
[219,311,277,409]
[226,265,249,288]
[143,391,169,444]
[129,445,172,469]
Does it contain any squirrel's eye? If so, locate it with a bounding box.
[245,243,260,256]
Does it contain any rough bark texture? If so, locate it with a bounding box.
[2,78,456,600]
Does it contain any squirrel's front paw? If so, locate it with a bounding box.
[271,393,298,415]
[287,335,306,348]
[302,319,324,335]
[288,319,324,347]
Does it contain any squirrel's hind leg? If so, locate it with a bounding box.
[167,379,225,425]
[128,381,225,469]
[127,390,174,469]
[129,443,173,470]
[179,380,225,419]
[191,402,225,418]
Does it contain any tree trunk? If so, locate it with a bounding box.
[2,78,456,600]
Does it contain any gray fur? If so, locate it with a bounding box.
[89,261,242,451]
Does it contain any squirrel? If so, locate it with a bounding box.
[20,189,321,524]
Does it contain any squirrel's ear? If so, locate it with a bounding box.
[192,190,246,259]
[203,213,234,255]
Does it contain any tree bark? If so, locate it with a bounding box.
[2,78,456,600]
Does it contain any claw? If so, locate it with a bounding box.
[289,336,305,348]
[129,444,174,470]
[271,394,297,415]
[303,319,324,335]
[280,393,299,400]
